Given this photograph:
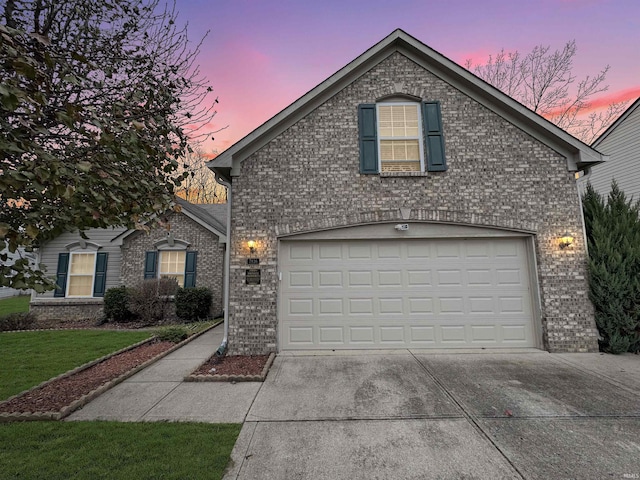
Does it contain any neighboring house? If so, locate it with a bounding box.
[30,199,227,321]
[209,29,605,355]
[578,97,640,200]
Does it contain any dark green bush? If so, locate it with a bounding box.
[583,181,640,353]
[154,326,189,343]
[103,286,137,322]
[175,287,212,322]
[0,312,37,331]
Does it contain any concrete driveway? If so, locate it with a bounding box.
[225,350,640,480]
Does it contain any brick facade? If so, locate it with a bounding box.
[225,52,598,354]
[30,299,104,322]
[121,211,226,316]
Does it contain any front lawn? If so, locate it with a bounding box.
[0,330,151,400]
[0,295,30,315]
[0,421,241,480]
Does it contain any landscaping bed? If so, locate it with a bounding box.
[0,323,218,421]
[187,353,275,382]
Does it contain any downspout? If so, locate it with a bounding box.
[215,174,232,357]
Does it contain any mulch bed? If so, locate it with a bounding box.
[0,340,174,415]
[192,354,271,377]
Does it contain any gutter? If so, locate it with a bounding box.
[214,174,232,356]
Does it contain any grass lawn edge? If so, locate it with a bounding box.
[0,320,222,421]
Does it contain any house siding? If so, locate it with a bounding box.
[579,102,640,201]
[120,211,226,316]
[33,227,127,300]
[226,52,598,354]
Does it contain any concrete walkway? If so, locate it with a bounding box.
[66,325,261,423]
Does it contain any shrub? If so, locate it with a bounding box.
[0,312,37,331]
[128,278,179,326]
[103,286,137,322]
[154,326,189,343]
[175,287,212,322]
[583,181,640,353]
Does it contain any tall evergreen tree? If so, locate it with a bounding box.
[583,182,640,353]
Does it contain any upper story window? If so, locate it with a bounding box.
[377,103,424,173]
[358,100,447,175]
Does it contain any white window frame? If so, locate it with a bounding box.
[66,251,97,298]
[158,250,187,288]
[376,102,425,173]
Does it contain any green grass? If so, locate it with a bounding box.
[0,295,30,315]
[0,330,152,400]
[0,421,241,480]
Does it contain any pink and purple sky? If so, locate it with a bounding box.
[175,0,640,155]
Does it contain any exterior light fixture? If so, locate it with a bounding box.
[559,232,574,249]
[247,240,256,254]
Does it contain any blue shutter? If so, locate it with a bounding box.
[184,251,197,288]
[54,253,69,297]
[358,104,378,174]
[144,251,157,279]
[422,101,447,172]
[93,252,108,297]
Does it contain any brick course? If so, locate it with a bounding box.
[226,52,598,354]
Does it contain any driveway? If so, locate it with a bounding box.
[225,350,640,480]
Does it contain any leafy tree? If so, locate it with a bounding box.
[0,0,217,291]
[175,147,227,204]
[582,182,640,353]
[466,40,629,143]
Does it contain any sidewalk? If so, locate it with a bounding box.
[66,325,262,423]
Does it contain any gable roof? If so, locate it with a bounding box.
[592,97,640,148]
[114,199,228,244]
[208,29,605,181]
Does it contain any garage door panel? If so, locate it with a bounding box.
[280,238,535,350]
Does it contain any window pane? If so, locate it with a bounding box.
[70,253,94,274]
[380,140,420,161]
[68,276,92,296]
[379,105,419,137]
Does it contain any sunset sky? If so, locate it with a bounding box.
[175,0,640,154]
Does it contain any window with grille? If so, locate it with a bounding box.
[159,250,186,287]
[377,103,423,172]
[67,252,96,297]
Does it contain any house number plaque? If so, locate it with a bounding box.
[245,268,261,285]
[247,258,260,265]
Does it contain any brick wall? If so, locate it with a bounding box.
[30,299,103,322]
[121,211,226,316]
[226,52,598,354]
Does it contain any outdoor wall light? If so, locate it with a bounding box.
[247,240,257,254]
[559,232,574,249]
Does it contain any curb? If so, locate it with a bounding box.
[184,352,276,383]
[0,321,222,422]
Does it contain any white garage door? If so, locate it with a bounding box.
[279,237,535,350]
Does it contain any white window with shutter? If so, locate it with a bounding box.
[67,252,96,297]
[376,103,424,172]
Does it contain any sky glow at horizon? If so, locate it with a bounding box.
[175,0,640,154]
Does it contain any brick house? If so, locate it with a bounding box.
[30,198,227,321]
[209,29,605,354]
